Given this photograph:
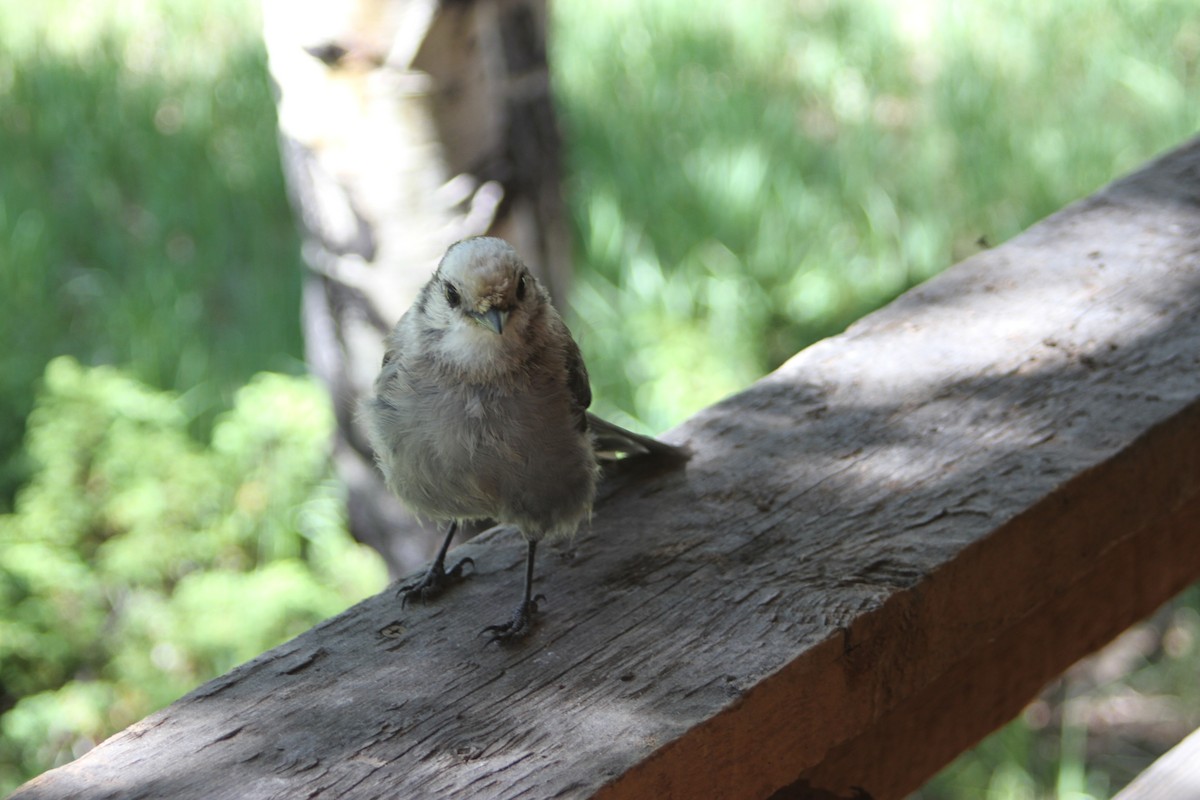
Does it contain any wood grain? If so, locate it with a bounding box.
[14,138,1200,800]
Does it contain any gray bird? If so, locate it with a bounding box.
[362,237,687,641]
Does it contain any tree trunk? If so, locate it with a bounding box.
[262,0,571,575]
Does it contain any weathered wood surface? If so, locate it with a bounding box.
[1113,726,1200,799]
[14,139,1200,800]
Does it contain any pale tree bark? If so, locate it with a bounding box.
[262,0,571,575]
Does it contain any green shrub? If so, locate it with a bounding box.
[0,359,386,792]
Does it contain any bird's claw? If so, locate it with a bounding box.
[481,594,546,644]
[398,557,475,608]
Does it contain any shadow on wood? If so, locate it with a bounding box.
[13,138,1200,800]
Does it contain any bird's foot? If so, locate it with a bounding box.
[481,594,546,644]
[398,557,475,608]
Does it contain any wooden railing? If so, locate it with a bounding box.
[13,138,1200,800]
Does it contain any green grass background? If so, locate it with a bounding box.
[0,0,1197,795]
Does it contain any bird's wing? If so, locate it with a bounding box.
[558,317,688,465]
[562,329,593,432]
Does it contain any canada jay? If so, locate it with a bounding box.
[362,237,686,641]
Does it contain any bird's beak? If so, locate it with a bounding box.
[470,307,507,335]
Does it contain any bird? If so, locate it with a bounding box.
[361,236,687,642]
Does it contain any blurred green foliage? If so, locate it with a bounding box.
[0,0,304,503]
[0,0,1198,796]
[0,358,386,791]
[554,0,1200,431]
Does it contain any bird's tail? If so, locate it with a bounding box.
[586,412,690,466]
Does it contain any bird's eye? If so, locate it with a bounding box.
[516,274,528,301]
[445,283,461,308]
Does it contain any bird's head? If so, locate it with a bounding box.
[420,237,546,370]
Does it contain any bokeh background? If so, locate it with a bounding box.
[1,0,1197,796]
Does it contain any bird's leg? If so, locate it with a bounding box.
[482,539,544,643]
[398,521,474,607]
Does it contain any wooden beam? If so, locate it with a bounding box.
[14,138,1200,800]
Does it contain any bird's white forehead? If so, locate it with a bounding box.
[441,237,521,280]
[439,237,523,302]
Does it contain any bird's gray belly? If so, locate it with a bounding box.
[377,385,597,536]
